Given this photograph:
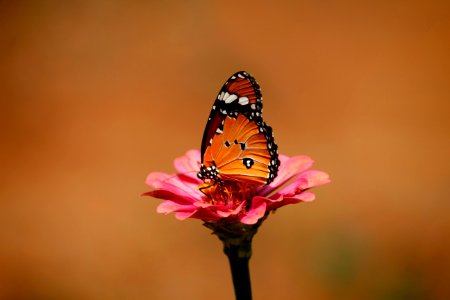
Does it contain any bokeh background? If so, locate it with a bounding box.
[1,1,449,299]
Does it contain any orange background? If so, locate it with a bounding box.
[1,1,449,299]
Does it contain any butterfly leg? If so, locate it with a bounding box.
[199,181,218,204]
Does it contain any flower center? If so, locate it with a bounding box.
[199,181,257,208]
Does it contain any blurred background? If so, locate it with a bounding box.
[1,0,449,299]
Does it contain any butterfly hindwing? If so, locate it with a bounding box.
[198,71,279,185]
[205,114,275,184]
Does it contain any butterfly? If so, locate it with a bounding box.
[197,71,280,188]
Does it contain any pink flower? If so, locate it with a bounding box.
[144,150,330,225]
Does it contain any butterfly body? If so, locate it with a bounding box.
[198,71,280,189]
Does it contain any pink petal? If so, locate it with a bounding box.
[216,202,246,218]
[185,208,223,221]
[173,150,202,181]
[240,199,267,225]
[144,190,192,205]
[295,191,316,202]
[275,170,330,196]
[301,170,331,188]
[251,193,315,212]
[263,196,303,211]
[145,172,204,203]
[157,200,197,214]
[193,201,214,208]
[275,155,314,183]
[284,192,316,202]
[259,155,314,196]
[145,171,172,188]
[175,211,198,220]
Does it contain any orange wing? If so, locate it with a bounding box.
[200,71,263,157]
[203,114,273,186]
[222,75,260,107]
[198,71,279,185]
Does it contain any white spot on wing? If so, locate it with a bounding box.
[224,93,238,103]
[222,92,230,102]
[238,96,249,105]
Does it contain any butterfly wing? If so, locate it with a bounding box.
[202,114,278,185]
[200,71,263,157]
[198,71,279,185]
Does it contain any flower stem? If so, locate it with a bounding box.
[224,242,252,300]
[204,216,268,300]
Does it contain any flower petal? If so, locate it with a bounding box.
[145,172,204,203]
[173,150,202,181]
[259,155,314,196]
[252,195,298,211]
[175,211,198,220]
[292,191,316,202]
[193,201,214,208]
[301,170,331,189]
[183,207,223,221]
[157,200,197,214]
[275,170,330,196]
[216,202,246,218]
[240,198,267,225]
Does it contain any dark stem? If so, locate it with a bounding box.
[224,243,252,300]
[203,214,268,300]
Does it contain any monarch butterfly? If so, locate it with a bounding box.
[197,71,280,191]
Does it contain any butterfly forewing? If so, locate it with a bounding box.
[200,71,263,156]
[198,71,279,186]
